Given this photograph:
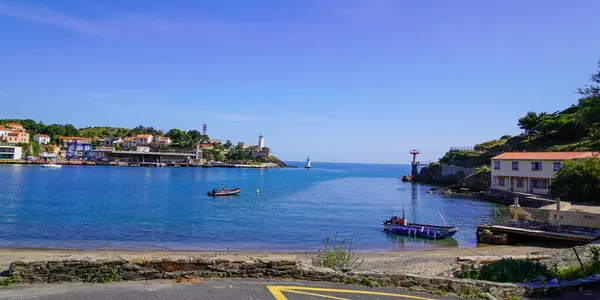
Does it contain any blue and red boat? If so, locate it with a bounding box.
[383,209,458,240]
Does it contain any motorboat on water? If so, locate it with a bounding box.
[41,163,62,168]
[382,208,458,240]
[207,188,241,196]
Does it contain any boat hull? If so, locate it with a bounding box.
[41,164,62,168]
[383,223,458,239]
[207,188,241,196]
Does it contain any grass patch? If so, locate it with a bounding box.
[459,260,550,283]
[0,276,17,287]
[312,232,363,269]
[86,269,121,284]
[360,276,377,288]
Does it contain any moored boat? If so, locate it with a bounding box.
[383,209,458,239]
[41,163,62,168]
[207,188,241,196]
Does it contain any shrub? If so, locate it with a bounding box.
[86,269,120,283]
[459,260,550,283]
[478,260,550,283]
[312,232,363,269]
[551,158,600,203]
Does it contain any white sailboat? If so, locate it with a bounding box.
[305,157,311,169]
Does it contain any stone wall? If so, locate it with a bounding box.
[7,256,589,299]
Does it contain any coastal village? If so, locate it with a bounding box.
[0,121,284,168]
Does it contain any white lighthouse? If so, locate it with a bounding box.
[258,134,264,149]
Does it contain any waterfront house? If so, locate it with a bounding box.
[198,143,213,149]
[0,146,23,160]
[209,138,222,144]
[135,134,153,145]
[490,152,599,195]
[59,136,92,146]
[155,136,172,147]
[123,137,136,148]
[6,123,25,131]
[0,126,10,139]
[34,134,51,144]
[4,131,29,144]
[101,137,122,147]
[46,145,61,156]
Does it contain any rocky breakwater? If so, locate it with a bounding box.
[3,256,562,299]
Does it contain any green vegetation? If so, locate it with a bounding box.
[459,246,600,284]
[551,158,600,203]
[85,269,121,283]
[458,260,549,283]
[0,275,17,287]
[312,232,363,269]
[360,276,377,287]
[436,60,600,167]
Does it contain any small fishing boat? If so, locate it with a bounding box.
[41,163,62,168]
[383,209,458,239]
[207,188,241,196]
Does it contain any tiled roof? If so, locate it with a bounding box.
[0,126,11,131]
[6,123,22,127]
[7,131,25,136]
[136,134,153,138]
[492,152,600,161]
[59,136,92,141]
[124,137,136,141]
[36,134,49,137]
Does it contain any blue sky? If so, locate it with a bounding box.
[1,0,599,163]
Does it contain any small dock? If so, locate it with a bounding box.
[477,224,598,244]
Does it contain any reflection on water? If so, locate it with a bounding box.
[384,231,459,249]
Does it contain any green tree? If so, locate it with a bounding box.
[187,130,202,146]
[518,111,541,137]
[575,60,600,141]
[223,140,233,149]
[551,158,600,203]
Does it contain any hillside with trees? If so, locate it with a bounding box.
[419,59,600,202]
[0,121,287,167]
[438,59,600,169]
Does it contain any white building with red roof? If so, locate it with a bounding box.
[490,152,600,195]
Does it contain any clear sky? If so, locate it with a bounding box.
[1,0,599,163]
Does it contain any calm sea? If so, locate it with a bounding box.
[0,162,507,251]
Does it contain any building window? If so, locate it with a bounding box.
[531,179,548,189]
[512,161,519,170]
[494,161,500,170]
[553,162,561,171]
[516,178,524,188]
[531,162,542,171]
[498,177,505,187]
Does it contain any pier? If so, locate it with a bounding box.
[477,224,598,244]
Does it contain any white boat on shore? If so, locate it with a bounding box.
[41,163,62,168]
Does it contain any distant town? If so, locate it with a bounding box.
[0,120,287,168]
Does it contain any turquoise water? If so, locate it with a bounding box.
[0,162,507,251]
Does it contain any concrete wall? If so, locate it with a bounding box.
[512,206,600,229]
[440,165,476,177]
